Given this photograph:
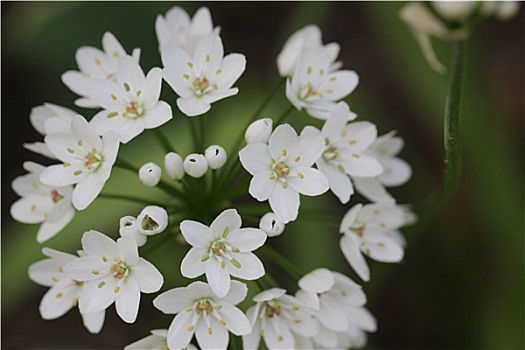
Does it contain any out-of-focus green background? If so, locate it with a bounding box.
[2,2,523,349]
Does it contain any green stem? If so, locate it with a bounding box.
[259,245,303,282]
[273,105,295,126]
[405,40,466,239]
[98,193,166,207]
[152,128,176,154]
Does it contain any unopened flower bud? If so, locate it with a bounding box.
[138,162,161,187]
[119,215,147,247]
[245,118,273,144]
[183,153,208,178]
[164,152,185,180]
[259,212,285,237]
[205,145,227,169]
[137,206,168,236]
[431,1,477,22]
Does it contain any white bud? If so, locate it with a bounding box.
[431,1,477,22]
[137,206,168,236]
[119,215,147,247]
[138,162,162,187]
[183,153,208,178]
[164,152,185,180]
[259,212,285,237]
[245,118,273,144]
[205,145,227,169]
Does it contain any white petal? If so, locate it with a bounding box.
[39,279,78,319]
[39,163,85,187]
[72,175,104,211]
[340,204,362,233]
[36,207,75,243]
[215,53,246,89]
[318,298,349,332]
[317,159,354,204]
[353,176,392,203]
[81,310,105,334]
[324,70,359,100]
[195,317,228,350]
[81,230,119,259]
[222,280,248,305]
[264,318,294,350]
[228,252,265,280]
[132,258,164,293]
[71,115,103,150]
[210,208,242,238]
[153,287,194,314]
[340,234,370,281]
[239,143,271,175]
[268,124,297,160]
[298,268,334,293]
[378,157,412,187]
[289,134,325,167]
[288,167,329,196]
[219,303,252,335]
[176,96,211,117]
[206,259,231,298]
[226,228,266,252]
[180,220,213,247]
[269,184,299,224]
[242,318,261,350]
[142,67,163,108]
[362,231,404,263]
[249,171,275,201]
[340,153,383,177]
[117,236,139,265]
[78,277,117,314]
[142,101,173,129]
[167,309,195,349]
[180,247,207,278]
[116,278,141,323]
[64,256,109,281]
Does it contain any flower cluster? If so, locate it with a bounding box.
[14,5,418,349]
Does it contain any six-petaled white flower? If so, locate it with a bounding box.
[239,123,329,223]
[153,280,252,350]
[161,33,246,116]
[87,56,173,144]
[62,32,141,108]
[11,162,75,243]
[39,115,119,211]
[286,47,358,119]
[28,247,105,333]
[64,230,164,323]
[339,201,410,281]
[180,208,266,297]
[156,6,217,52]
[302,103,383,204]
[242,288,319,350]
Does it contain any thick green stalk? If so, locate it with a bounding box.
[152,128,176,154]
[259,245,303,282]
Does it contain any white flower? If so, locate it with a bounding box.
[285,47,358,119]
[164,152,185,180]
[86,56,173,144]
[138,162,162,187]
[303,103,383,204]
[119,215,147,247]
[11,161,75,243]
[259,212,285,237]
[155,6,217,51]
[28,247,105,334]
[62,32,141,108]
[24,103,77,159]
[245,118,273,144]
[161,33,246,116]
[184,153,208,178]
[431,1,477,22]
[64,230,164,323]
[353,131,412,202]
[153,280,252,350]
[339,201,409,281]
[482,1,521,20]
[124,329,169,350]
[205,145,227,169]
[180,208,266,297]
[137,205,169,236]
[239,123,329,223]
[242,288,319,350]
[39,115,119,211]
[277,25,340,77]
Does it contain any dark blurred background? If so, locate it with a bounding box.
[2,2,523,349]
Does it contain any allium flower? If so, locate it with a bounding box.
[161,33,246,116]
[259,212,285,237]
[11,162,75,243]
[124,329,169,350]
[86,56,173,144]
[39,115,119,211]
[62,32,141,108]
[205,144,227,169]
[138,162,162,187]
[153,280,252,350]
[285,47,358,119]
[239,123,329,223]
[119,215,147,247]
[28,247,105,333]
[64,230,164,323]
[245,118,273,144]
[183,153,208,178]
[180,208,266,297]
[277,25,341,78]
[155,6,217,51]
[24,103,76,159]
[339,201,409,281]
[354,131,412,202]
[306,103,383,204]
[164,152,185,180]
[242,288,319,350]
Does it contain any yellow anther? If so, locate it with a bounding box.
[136,90,142,97]
[92,270,99,275]
[221,260,227,269]
[56,292,63,298]
[63,162,71,167]
[95,58,101,66]
[111,94,117,100]
[212,83,218,90]
[77,139,83,147]
[72,298,78,306]
[352,153,360,158]
[291,306,300,311]
[297,172,304,179]
[215,305,222,310]
[186,307,194,312]
[112,51,119,58]
[278,335,283,342]
[259,330,265,336]
[208,328,213,335]
[67,148,75,153]
[319,69,325,75]
[341,130,348,137]
[220,319,227,325]
[123,83,130,92]
[206,54,210,62]
[373,210,380,215]
[114,286,121,293]
[281,149,287,157]
[349,140,357,145]
[216,69,222,75]
[330,76,337,81]
[30,204,36,211]
[307,66,312,74]
[378,242,385,247]
[294,156,301,162]
[327,88,333,93]
[187,62,194,68]
[293,319,301,323]
[32,181,38,189]
[102,256,108,262]
[187,326,195,332]
[51,277,58,283]
[183,74,190,80]
[58,266,64,273]
[98,281,105,288]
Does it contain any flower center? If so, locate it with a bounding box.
[196,299,213,315]
[51,189,64,203]
[84,149,102,171]
[273,162,290,178]
[193,77,210,95]
[111,260,128,279]
[123,101,143,118]
[211,241,226,256]
[351,224,366,237]
[323,145,339,161]
[265,302,281,318]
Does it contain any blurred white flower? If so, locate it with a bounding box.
[11,162,75,243]
[62,32,140,107]
[153,280,251,350]
[39,115,119,211]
